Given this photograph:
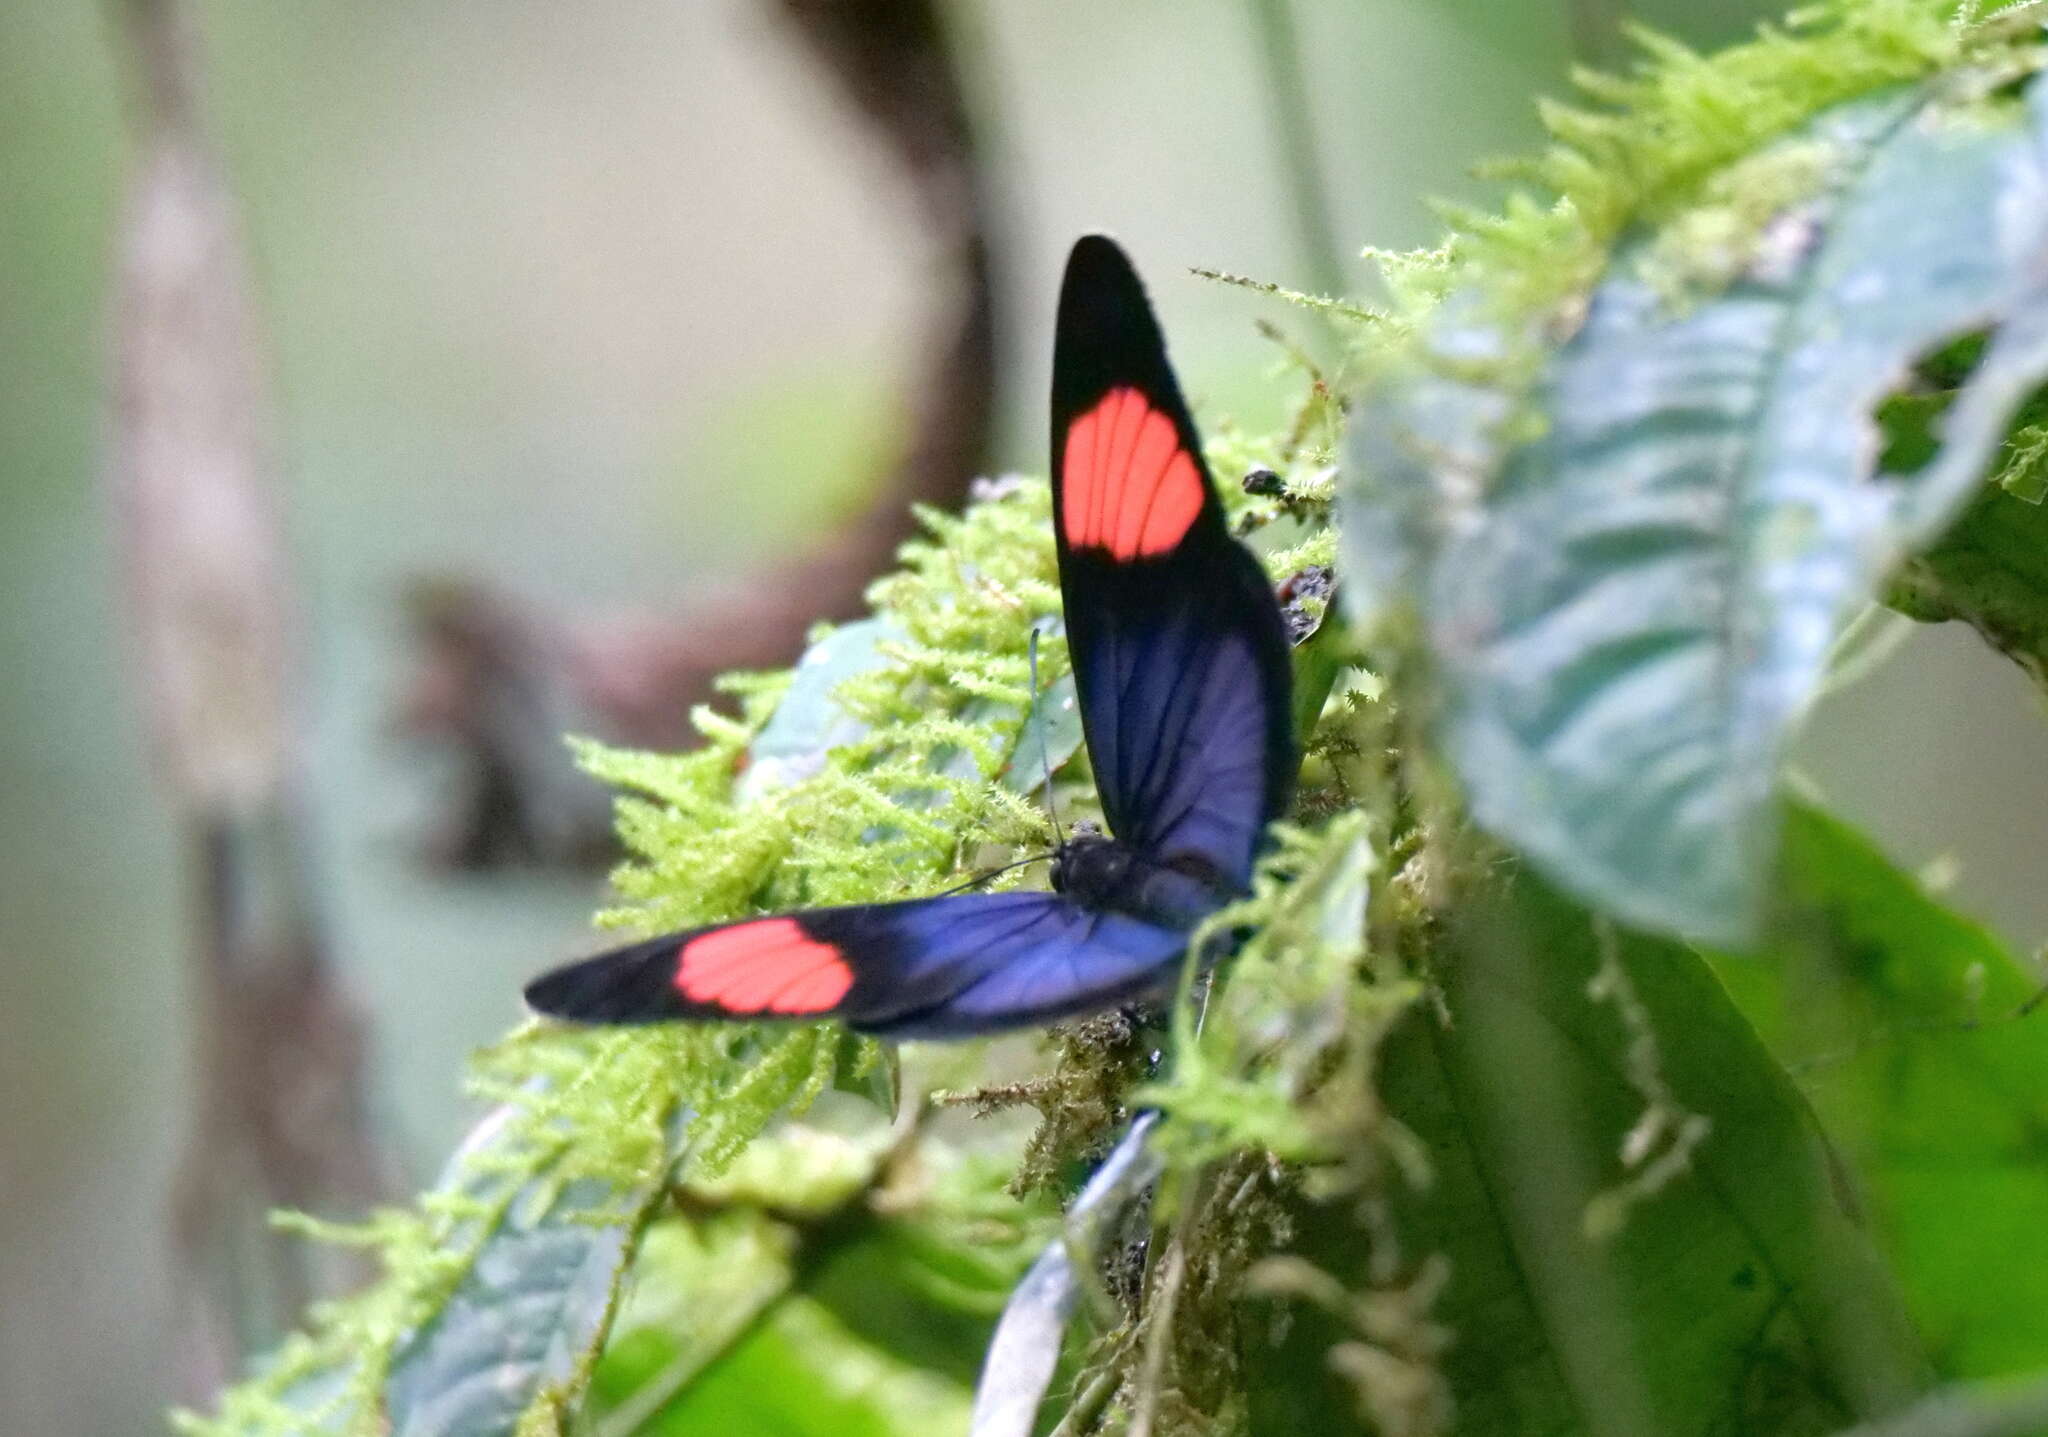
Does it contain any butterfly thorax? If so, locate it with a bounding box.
[1049,831,1221,932]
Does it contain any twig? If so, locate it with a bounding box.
[403,0,1005,867]
[1246,0,1346,298]
[106,0,401,1400]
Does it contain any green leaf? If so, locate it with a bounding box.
[1713,804,2048,1381]
[632,1296,971,1437]
[1348,74,2048,946]
[1297,871,1929,1436]
[1824,1376,2048,1437]
[995,671,1083,797]
[740,611,1084,808]
[589,1111,1045,1436]
[1887,476,2048,692]
[738,618,901,800]
[802,1217,1020,1388]
[1288,598,1354,743]
[175,1032,696,1437]
[382,1102,682,1437]
[583,1211,802,1431]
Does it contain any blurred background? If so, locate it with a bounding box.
[4,2,2044,1431]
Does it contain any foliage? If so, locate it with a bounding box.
[187,4,2048,1436]
[1886,473,2048,689]
[1347,9,2048,946]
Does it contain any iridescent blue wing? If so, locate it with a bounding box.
[524,891,1186,1039]
[1051,236,1294,892]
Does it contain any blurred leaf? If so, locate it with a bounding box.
[596,1216,1004,1437]
[1712,804,2048,1380]
[1348,75,2048,946]
[590,1114,1042,1435]
[634,1295,970,1437]
[738,618,901,800]
[585,1212,801,1431]
[997,670,1082,796]
[741,610,1084,808]
[1826,1376,2048,1437]
[970,1113,1162,1437]
[382,1102,682,1437]
[803,1217,1021,1387]
[1887,477,2048,693]
[1351,873,1928,1436]
[177,1031,703,1437]
[681,1116,891,1217]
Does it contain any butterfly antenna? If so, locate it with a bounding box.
[1029,623,1067,849]
[933,852,1053,898]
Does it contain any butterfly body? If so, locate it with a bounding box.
[1046,829,1222,932]
[524,235,1295,1038]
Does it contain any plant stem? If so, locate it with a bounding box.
[1248,0,1346,298]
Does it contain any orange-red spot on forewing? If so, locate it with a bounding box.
[1060,387,1203,558]
[674,917,853,1015]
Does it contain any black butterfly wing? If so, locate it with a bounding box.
[524,890,1186,1039]
[524,237,1288,1040]
[1051,236,1295,892]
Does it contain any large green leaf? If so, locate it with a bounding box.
[631,1295,971,1437]
[1348,73,2048,946]
[585,1111,1044,1437]
[995,669,1083,797]
[1713,804,2048,1381]
[1259,871,1928,1435]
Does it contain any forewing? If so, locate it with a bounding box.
[1050,236,1294,889]
[524,891,1186,1039]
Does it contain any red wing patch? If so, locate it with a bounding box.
[1062,387,1204,559]
[674,918,854,1015]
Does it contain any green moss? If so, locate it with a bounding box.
[1367,1,2041,366]
[179,388,1358,1434]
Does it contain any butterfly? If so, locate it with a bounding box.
[524,235,1296,1039]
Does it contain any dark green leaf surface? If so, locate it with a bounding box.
[586,1112,1042,1437]
[593,1209,1012,1437]
[1714,805,2048,1380]
[582,1211,803,1431]
[1363,873,1926,1436]
[1348,76,2048,945]
[633,1295,971,1437]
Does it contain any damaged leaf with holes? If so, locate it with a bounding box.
[1347,24,2048,948]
